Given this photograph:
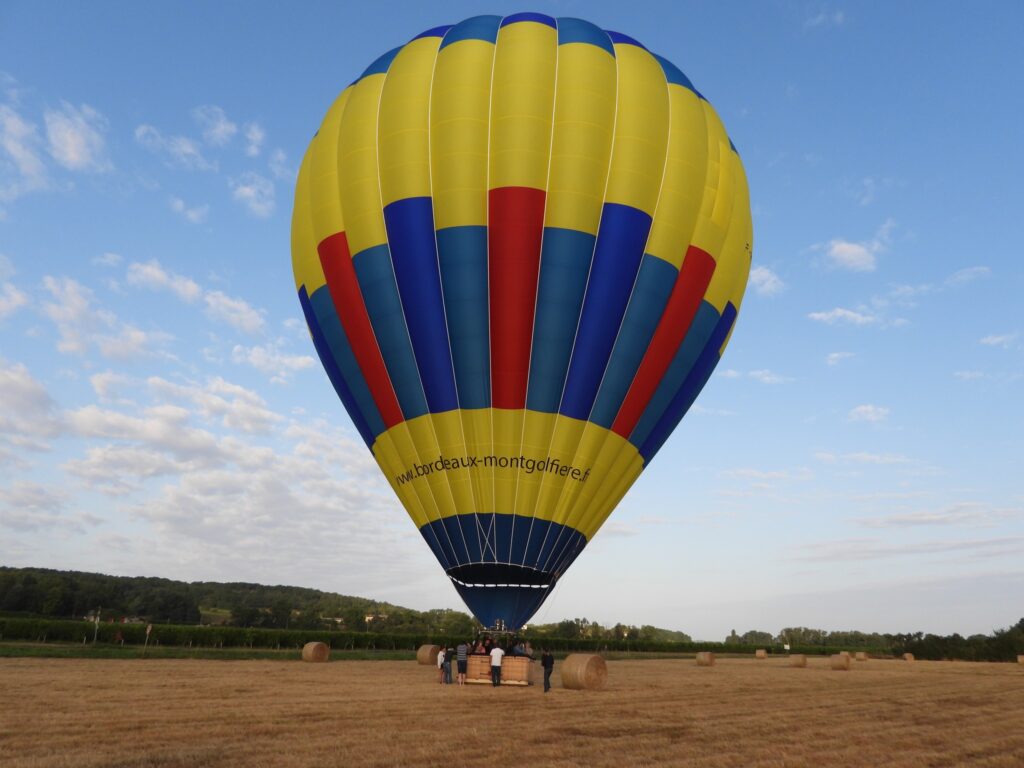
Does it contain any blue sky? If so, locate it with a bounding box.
[1,1,1021,639]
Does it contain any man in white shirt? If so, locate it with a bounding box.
[436,646,445,685]
[489,643,505,687]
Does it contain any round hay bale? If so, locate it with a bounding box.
[789,654,807,668]
[416,644,440,666]
[1017,655,1024,665]
[830,653,851,671]
[696,651,715,667]
[855,651,868,661]
[560,654,607,690]
[903,653,915,662]
[301,642,330,663]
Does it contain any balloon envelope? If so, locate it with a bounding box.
[291,13,751,629]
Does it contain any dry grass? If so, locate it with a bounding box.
[1,657,1022,767]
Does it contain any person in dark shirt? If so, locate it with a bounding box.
[442,645,453,684]
[541,648,554,693]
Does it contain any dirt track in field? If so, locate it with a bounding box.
[2,656,1023,767]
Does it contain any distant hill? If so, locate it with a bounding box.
[0,566,475,635]
[0,566,696,642]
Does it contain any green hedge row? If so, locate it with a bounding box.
[0,617,891,656]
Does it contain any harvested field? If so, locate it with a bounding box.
[1,657,1022,767]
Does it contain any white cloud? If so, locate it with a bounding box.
[848,404,889,423]
[815,451,910,465]
[64,444,192,495]
[2,355,433,592]
[0,71,23,103]
[0,359,62,455]
[805,9,845,29]
[0,481,75,531]
[91,252,122,268]
[953,370,985,381]
[854,177,875,206]
[89,371,133,402]
[945,266,990,286]
[884,266,991,308]
[748,265,784,296]
[856,503,1019,529]
[795,535,1024,562]
[41,275,169,359]
[808,307,877,325]
[0,281,27,318]
[126,259,202,302]
[748,369,792,384]
[192,105,237,146]
[268,148,294,181]
[722,468,795,481]
[97,324,170,361]
[169,196,209,224]
[104,416,410,589]
[826,351,853,366]
[0,103,47,203]
[66,403,224,463]
[817,219,894,272]
[243,123,265,157]
[979,333,1016,348]
[123,259,265,335]
[58,373,291,484]
[44,102,111,172]
[717,466,813,493]
[135,124,214,171]
[688,404,736,417]
[231,343,315,383]
[229,172,274,217]
[718,369,741,379]
[147,376,281,434]
[826,240,875,271]
[204,290,265,334]
[61,394,393,560]
[41,275,112,354]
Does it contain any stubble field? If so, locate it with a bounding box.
[1,656,1022,767]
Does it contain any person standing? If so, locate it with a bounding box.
[442,645,453,684]
[489,642,505,687]
[456,640,469,686]
[541,648,554,693]
[436,645,446,685]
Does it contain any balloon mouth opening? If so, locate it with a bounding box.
[448,568,558,630]
[446,563,554,588]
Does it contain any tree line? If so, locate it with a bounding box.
[528,617,692,643]
[0,567,689,641]
[0,567,476,635]
[3,567,1021,661]
[723,622,1024,661]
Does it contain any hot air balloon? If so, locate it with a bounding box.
[291,13,751,630]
